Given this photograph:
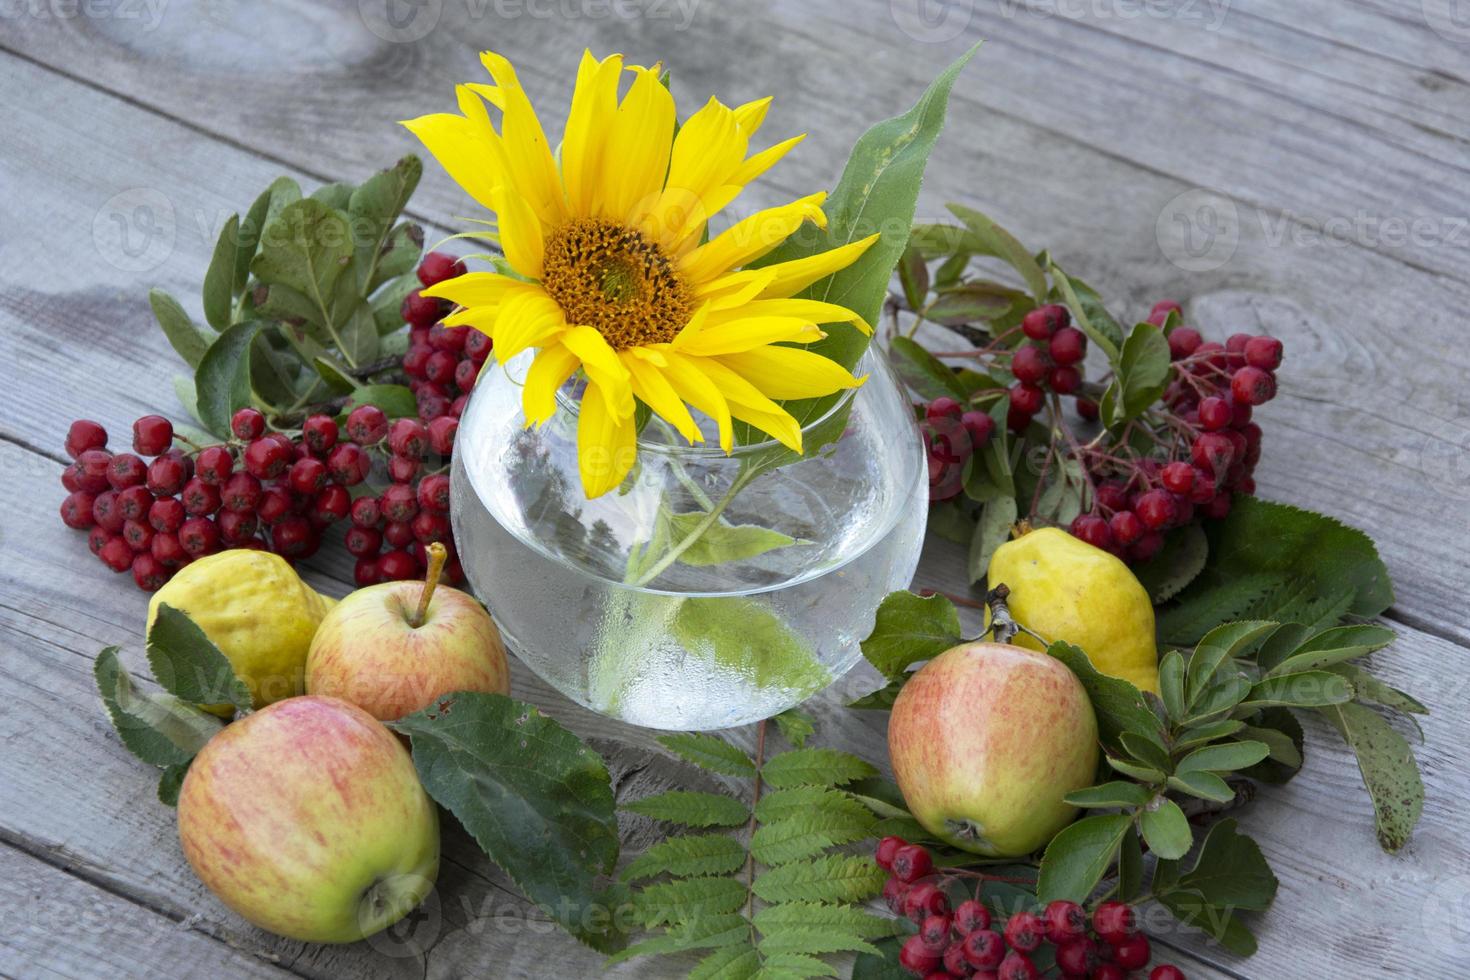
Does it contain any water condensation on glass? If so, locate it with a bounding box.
[451,349,928,730]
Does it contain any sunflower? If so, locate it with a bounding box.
[404,50,879,497]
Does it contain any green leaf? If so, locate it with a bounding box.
[193,320,262,439]
[251,198,353,331]
[93,647,222,768]
[1156,890,1258,956]
[1239,723,1303,768]
[851,937,907,980]
[1133,523,1209,604]
[1036,813,1132,904]
[968,493,1017,584]
[606,914,748,966]
[260,175,301,228]
[750,807,875,865]
[750,43,980,428]
[157,762,190,807]
[632,875,746,927]
[1320,702,1424,852]
[659,732,756,777]
[753,903,905,940]
[1241,670,1351,710]
[1157,497,1394,646]
[1263,624,1396,677]
[149,289,211,369]
[1186,621,1276,706]
[1119,733,1172,773]
[755,786,873,827]
[309,181,355,211]
[761,748,877,790]
[1174,718,1245,750]
[760,952,839,979]
[1167,770,1236,803]
[1106,756,1165,783]
[847,680,904,711]
[622,834,747,882]
[945,205,1047,301]
[146,605,253,713]
[252,283,323,325]
[689,943,761,980]
[889,336,968,401]
[1099,323,1171,428]
[1063,781,1150,809]
[1182,674,1252,724]
[343,383,418,419]
[1173,818,1278,911]
[202,213,241,331]
[1117,825,1144,901]
[751,855,887,904]
[773,708,816,748]
[1047,641,1165,753]
[926,281,1015,324]
[897,243,929,311]
[622,791,749,828]
[670,597,829,695]
[312,353,359,393]
[372,269,421,335]
[391,693,625,951]
[1251,623,1316,673]
[1047,265,1121,360]
[349,155,423,291]
[1328,664,1428,717]
[234,183,273,294]
[1138,799,1192,860]
[1158,650,1186,721]
[758,927,880,959]
[333,290,381,367]
[859,591,962,681]
[659,508,801,566]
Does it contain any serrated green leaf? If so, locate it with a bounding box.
[622,834,747,882]
[761,749,877,790]
[623,791,749,828]
[689,943,761,980]
[859,591,962,681]
[751,855,887,905]
[1099,322,1170,428]
[1133,523,1209,604]
[1158,650,1186,721]
[1240,670,1351,710]
[847,680,904,711]
[149,289,211,368]
[146,605,253,713]
[659,508,801,566]
[968,493,1017,584]
[1168,818,1278,912]
[1167,771,1235,803]
[1139,799,1192,860]
[753,903,905,940]
[773,708,816,748]
[1320,702,1424,852]
[1048,642,1165,753]
[750,808,875,865]
[758,927,880,958]
[1036,813,1132,904]
[945,205,1047,301]
[157,761,190,806]
[632,875,746,928]
[1186,621,1276,706]
[202,213,241,331]
[349,155,423,291]
[889,336,968,401]
[1064,781,1150,809]
[758,952,838,979]
[1178,740,1270,774]
[658,732,756,777]
[193,320,261,438]
[1263,624,1396,677]
[251,199,353,320]
[755,787,873,826]
[93,647,222,768]
[1328,664,1428,718]
[606,914,748,965]
[392,694,624,951]
[670,597,830,696]
[850,937,906,980]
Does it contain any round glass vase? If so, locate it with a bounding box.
[449,347,927,731]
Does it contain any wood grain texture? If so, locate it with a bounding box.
[0,1,1466,976]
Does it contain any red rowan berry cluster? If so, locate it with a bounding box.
[876,837,1184,980]
[58,252,479,592]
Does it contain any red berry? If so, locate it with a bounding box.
[962,929,1004,969]
[178,517,220,557]
[345,525,383,558]
[1070,514,1112,550]
[116,486,153,522]
[920,914,951,951]
[998,951,1039,980]
[450,395,469,418]
[151,531,187,567]
[403,344,433,379]
[1049,327,1086,365]
[1044,900,1088,945]
[312,485,351,525]
[257,487,293,525]
[99,535,134,572]
[107,453,147,490]
[78,449,113,489]
[92,491,124,532]
[1160,461,1195,494]
[1136,489,1177,530]
[381,484,419,523]
[1022,303,1069,340]
[926,397,963,422]
[1167,326,1202,360]
[428,415,459,456]
[401,289,445,330]
[144,455,185,496]
[891,844,934,883]
[418,250,466,287]
[1191,431,1236,475]
[1075,397,1099,421]
[146,497,184,533]
[1112,934,1150,970]
[65,420,108,459]
[954,899,991,935]
[1225,332,1252,356]
[388,418,429,459]
[122,518,154,553]
[1010,344,1051,384]
[464,329,493,363]
[1205,490,1233,520]
[960,411,994,449]
[1147,300,1182,326]
[1129,530,1165,563]
[384,520,415,548]
[1095,482,1129,513]
[180,478,221,516]
[343,404,387,446]
[882,876,910,915]
[195,446,233,485]
[131,415,174,456]
[61,464,83,493]
[230,408,266,440]
[1106,509,1142,546]
[1009,383,1045,415]
[1002,911,1043,953]
[1244,335,1283,371]
[302,414,340,454]
[1231,365,1276,406]
[902,882,949,923]
[428,323,469,352]
[1090,965,1126,980]
[1150,966,1186,980]
[418,474,452,513]
[222,472,264,514]
[353,558,381,587]
[60,491,97,529]
[217,509,259,545]
[1055,937,1097,977]
[899,934,942,976]
[243,438,289,479]
[1197,396,1231,431]
[1049,365,1082,394]
[414,510,448,543]
[289,457,328,496]
[327,443,369,486]
[1092,902,1135,944]
[131,553,170,591]
[270,516,313,557]
[378,549,418,580]
[454,358,480,391]
[943,942,970,977]
[350,496,382,528]
[417,395,448,422]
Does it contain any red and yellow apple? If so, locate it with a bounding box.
[305,569,509,723]
[888,641,1099,856]
[177,695,439,943]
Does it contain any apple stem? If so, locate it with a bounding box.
[979,583,1049,646]
[410,542,448,629]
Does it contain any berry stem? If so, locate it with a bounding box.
[410,541,448,628]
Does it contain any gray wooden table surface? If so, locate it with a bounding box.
[2,1,1468,977]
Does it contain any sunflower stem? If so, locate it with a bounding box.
[626,467,756,587]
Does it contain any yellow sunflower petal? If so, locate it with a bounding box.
[577,380,638,498]
[562,50,623,217]
[561,326,634,418]
[479,51,567,228]
[492,285,568,363]
[658,350,734,453]
[682,356,803,452]
[522,343,581,426]
[640,97,746,248]
[756,233,882,299]
[442,306,498,329]
[400,107,504,212]
[421,271,517,307]
[717,345,866,400]
[679,193,828,284]
[732,96,772,137]
[602,65,676,225]
[462,82,506,111]
[492,186,546,280]
[621,350,702,444]
[730,133,805,188]
[707,297,873,335]
[693,268,779,309]
[673,316,824,356]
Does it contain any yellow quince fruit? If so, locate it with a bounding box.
[147,550,336,714]
[985,526,1160,694]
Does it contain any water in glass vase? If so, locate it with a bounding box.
[450,350,927,731]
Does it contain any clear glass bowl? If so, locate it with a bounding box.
[449,348,927,730]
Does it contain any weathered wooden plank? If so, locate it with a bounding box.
[0,840,298,980]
